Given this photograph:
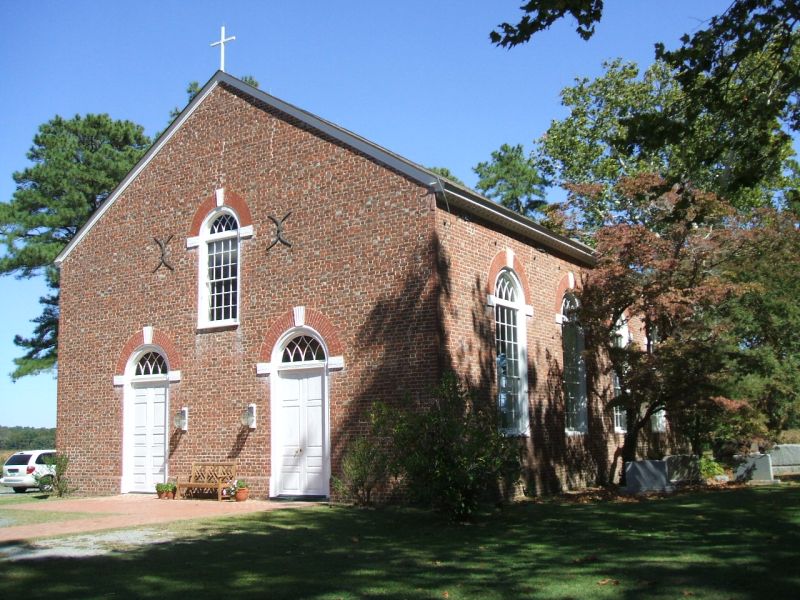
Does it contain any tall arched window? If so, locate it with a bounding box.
[562,294,587,433]
[495,270,528,434]
[611,317,630,433]
[198,210,240,327]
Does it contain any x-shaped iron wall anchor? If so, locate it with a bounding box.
[153,235,174,272]
[266,212,292,250]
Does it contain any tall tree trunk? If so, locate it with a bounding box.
[619,421,642,486]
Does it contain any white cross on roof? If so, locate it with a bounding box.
[210,26,236,72]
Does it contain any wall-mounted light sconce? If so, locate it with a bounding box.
[240,403,256,429]
[173,406,188,431]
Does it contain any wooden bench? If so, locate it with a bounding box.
[177,462,236,501]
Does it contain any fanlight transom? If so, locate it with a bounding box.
[135,351,167,376]
[210,213,238,234]
[282,335,326,363]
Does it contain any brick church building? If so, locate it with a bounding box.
[55,71,633,498]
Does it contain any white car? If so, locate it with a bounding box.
[1,450,57,493]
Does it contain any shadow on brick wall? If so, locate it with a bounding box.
[331,228,619,499]
[227,427,251,460]
[328,231,445,491]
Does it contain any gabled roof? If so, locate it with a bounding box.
[55,71,594,266]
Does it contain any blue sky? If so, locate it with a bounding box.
[0,0,733,427]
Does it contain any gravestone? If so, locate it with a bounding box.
[623,460,675,494]
[664,454,701,483]
[733,454,778,483]
[769,444,800,476]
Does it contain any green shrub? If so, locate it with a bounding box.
[37,453,73,497]
[699,456,725,479]
[333,436,389,505]
[376,373,521,520]
[710,398,768,457]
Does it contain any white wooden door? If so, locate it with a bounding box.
[277,369,326,496]
[130,383,167,493]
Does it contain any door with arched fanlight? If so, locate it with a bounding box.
[272,333,329,497]
[123,350,170,493]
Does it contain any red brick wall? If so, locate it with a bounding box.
[57,83,440,495]
[434,204,625,493]
[57,81,636,499]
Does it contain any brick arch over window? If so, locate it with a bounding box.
[114,328,183,376]
[188,188,253,237]
[486,249,532,302]
[554,271,582,314]
[259,307,344,363]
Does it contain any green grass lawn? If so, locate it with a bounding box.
[0,492,97,528]
[0,507,96,529]
[0,491,43,506]
[1,486,799,599]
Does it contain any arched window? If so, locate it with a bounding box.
[611,317,630,433]
[198,210,240,327]
[135,351,167,377]
[282,335,326,363]
[562,294,587,433]
[495,269,528,434]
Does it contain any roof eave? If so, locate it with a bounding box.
[438,181,596,266]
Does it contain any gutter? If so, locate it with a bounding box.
[434,182,596,266]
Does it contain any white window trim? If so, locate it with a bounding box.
[257,356,344,376]
[196,208,241,330]
[487,294,534,317]
[613,404,627,434]
[612,368,627,434]
[494,270,530,437]
[187,225,252,249]
[611,316,630,434]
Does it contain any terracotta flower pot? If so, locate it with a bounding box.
[234,488,249,502]
[156,491,165,499]
[164,491,174,500]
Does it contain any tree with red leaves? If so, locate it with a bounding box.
[573,174,770,475]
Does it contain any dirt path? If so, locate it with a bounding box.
[0,494,313,543]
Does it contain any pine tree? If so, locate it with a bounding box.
[0,114,150,379]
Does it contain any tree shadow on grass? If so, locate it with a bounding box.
[1,486,798,599]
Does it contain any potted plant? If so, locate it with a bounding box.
[227,479,250,501]
[156,482,178,499]
[155,482,169,499]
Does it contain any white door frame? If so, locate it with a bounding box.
[269,327,331,497]
[121,346,170,493]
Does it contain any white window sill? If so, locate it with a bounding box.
[197,320,239,332]
[501,427,530,438]
[565,429,587,436]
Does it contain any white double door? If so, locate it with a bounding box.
[275,368,327,496]
[127,382,168,493]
